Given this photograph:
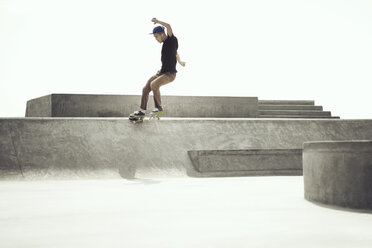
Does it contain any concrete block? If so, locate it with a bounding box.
[188,149,303,177]
[25,95,52,117]
[303,141,372,210]
[25,94,259,118]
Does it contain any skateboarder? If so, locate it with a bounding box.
[129,18,186,122]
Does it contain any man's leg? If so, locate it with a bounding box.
[150,73,176,111]
[140,74,159,110]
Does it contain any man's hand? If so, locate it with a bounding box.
[151,18,159,24]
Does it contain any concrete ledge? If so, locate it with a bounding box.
[26,94,259,118]
[1,118,372,179]
[188,149,302,177]
[303,141,372,210]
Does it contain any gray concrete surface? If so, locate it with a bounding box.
[25,94,259,118]
[303,141,372,210]
[0,177,371,248]
[188,149,302,177]
[1,118,372,179]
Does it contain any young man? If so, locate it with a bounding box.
[130,18,185,120]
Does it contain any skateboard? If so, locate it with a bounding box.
[149,111,163,120]
[129,111,163,124]
[129,115,144,124]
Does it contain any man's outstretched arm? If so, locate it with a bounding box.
[151,18,173,37]
[176,53,186,67]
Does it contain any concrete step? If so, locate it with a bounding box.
[188,149,303,177]
[258,115,340,119]
[259,100,315,105]
[259,110,332,116]
[259,105,323,111]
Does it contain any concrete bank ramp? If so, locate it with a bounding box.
[1,118,372,179]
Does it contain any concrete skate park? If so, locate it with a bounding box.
[1,94,372,247]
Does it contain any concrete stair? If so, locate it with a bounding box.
[259,100,340,119]
[259,105,323,111]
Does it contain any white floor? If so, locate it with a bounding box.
[0,176,371,248]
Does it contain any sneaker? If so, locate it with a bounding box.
[151,108,163,115]
[129,110,145,118]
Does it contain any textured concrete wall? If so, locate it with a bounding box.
[303,141,372,210]
[25,94,259,118]
[188,149,302,177]
[1,118,372,179]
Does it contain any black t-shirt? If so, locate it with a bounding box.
[160,35,178,73]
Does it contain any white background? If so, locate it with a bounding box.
[1,0,371,118]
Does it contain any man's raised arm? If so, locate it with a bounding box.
[151,18,173,37]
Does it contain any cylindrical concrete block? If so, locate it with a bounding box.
[303,141,372,210]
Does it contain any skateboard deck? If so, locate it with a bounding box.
[149,111,163,120]
[129,111,163,124]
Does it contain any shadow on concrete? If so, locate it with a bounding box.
[125,178,162,185]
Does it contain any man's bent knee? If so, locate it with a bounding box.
[150,82,160,92]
